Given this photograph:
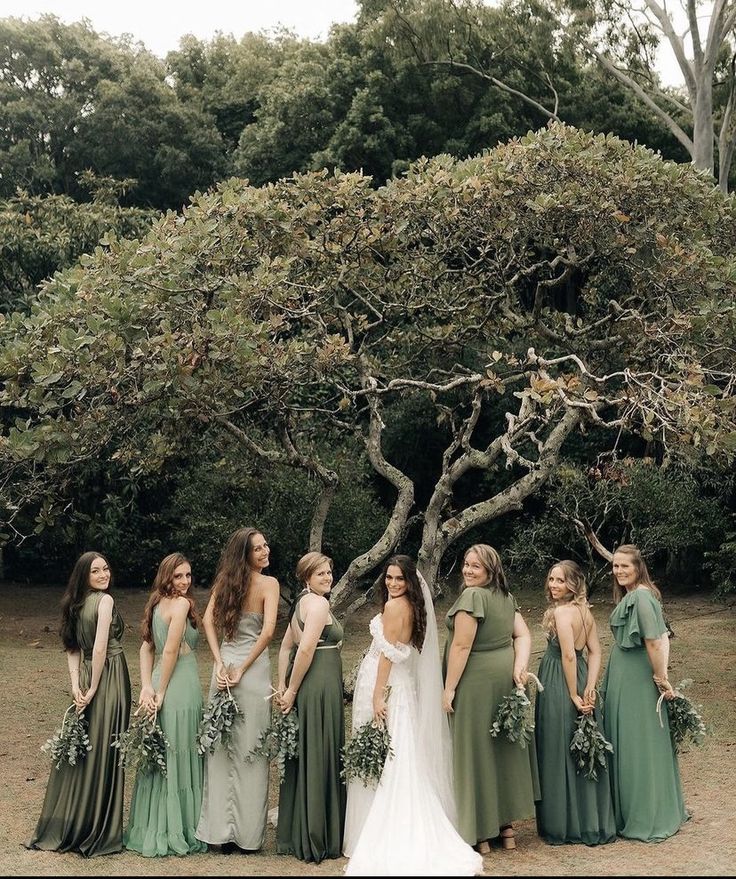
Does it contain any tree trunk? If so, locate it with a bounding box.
[692,85,715,174]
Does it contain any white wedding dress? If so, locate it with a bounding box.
[343,613,483,876]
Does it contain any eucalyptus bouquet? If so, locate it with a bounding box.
[247,704,299,783]
[341,687,394,788]
[490,672,544,748]
[41,704,92,769]
[657,679,707,752]
[197,683,242,756]
[570,712,613,781]
[113,708,169,776]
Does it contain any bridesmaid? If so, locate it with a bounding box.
[276,552,345,863]
[602,544,688,841]
[534,560,616,846]
[195,527,280,851]
[27,551,131,856]
[443,544,538,854]
[124,552,208,856]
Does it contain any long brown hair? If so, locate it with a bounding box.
[59,551,112,650]
[212,527,264,641]
[379,555,426,651]
[612,544,662,603]
[463,544,509,594]
[141,552,199,643]
[541,559,589,636]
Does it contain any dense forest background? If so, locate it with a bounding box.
[1,0,734,601]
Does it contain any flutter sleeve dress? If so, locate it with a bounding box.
[602,587,688,841]
[443,586,539,847]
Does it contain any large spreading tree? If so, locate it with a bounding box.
[1,123,735,606]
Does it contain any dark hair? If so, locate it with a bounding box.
[59,551,112,650]
[379,555,426,651]
[211,527,265,641]
[141,552,199,643]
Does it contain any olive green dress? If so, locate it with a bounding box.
[444,586,539,846]
[277,595,346,863]
[535,636,616,845]
[27,590,132,857]
[124,608,208,856]
[602,587,688,841]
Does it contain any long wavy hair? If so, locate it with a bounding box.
[59,551,111,650]
[541,559,589,636]
[211,527,265,641]
[612,544,662,603]
[379,555,426,651]
[141,552,200,643]
[463,544,509,595]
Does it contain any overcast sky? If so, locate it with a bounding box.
[0,0,360,53]
[1,0,684,86]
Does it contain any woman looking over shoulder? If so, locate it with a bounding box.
[534,560,616,846]
[195,527,280,852]
[343,555,482,876]
[276,552,345,864]
[27,551,131,857]
[125,552,207,856]
[443,544,538,855]
[602,544,688,841]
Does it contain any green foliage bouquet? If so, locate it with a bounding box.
[41,704,91,768]
[113,709,169,776]
[341,687,394,787]
[247,703,300,783]
[570,713,614,781]
[197,684,242,756]
[657,679,707,752]
[490,673,544,748]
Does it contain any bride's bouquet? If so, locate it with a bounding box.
[342,687,394,787]
[41,704,92,769]
[247,701,299,783]
[490,673,544,748]
[570,712,613,781]
[197,682,242,756]
[657,678,707,752]
[113,708,169,776]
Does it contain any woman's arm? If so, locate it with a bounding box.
[138,640,156,709]
[645,633,675,699]
[512,610,531,688]
[583,612,602,706]
[372,600,406,721]
[78,594,113,710]
[202,589,228,690]
[280,594,330,714]
[66,649,82,708]
[153,598,188,708]
[443,610,477,713]
[555,607,591,713]
[227,579,280,686]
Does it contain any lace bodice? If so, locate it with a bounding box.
[367,614,411,664]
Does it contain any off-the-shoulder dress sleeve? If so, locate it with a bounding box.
[610,588,667,649]
[369,614,411,664]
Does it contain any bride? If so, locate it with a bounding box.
[343,555,483,876]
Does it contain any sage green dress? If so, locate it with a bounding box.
[124,608,207,856]
[27,590,131,857]
[444,586,539,846]
[602,587,688,841]
[196,612,272,849]
[535,636,616,845]
[277,595,346,863]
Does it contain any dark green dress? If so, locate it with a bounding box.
[124,608,207,856]
[277,595,346,863]
[535,636,616,845]
[28,590,132,857]
[444,586,539,846]
[602,587,688,841]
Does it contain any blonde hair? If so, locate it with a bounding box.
[612,544,662,603]
[541,559,589,636]
[463,544,508,594]
[296,551,333,587]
